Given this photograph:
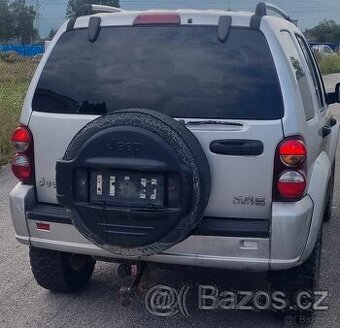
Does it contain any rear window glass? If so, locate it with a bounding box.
[32,26,284,119]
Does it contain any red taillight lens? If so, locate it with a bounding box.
[274,137,307,201]
[11,125,34,183]
[277,171,306,199]
[279,139,306,167]
[11,154,32,180]
[133,12,181,26]
[12,126,31,152]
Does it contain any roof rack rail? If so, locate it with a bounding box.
[250,2,291,30]
[75,4,123,18]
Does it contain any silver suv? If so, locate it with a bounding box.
[9,2,340,318]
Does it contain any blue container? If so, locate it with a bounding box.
[0,44,44,57]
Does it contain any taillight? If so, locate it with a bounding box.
[277,171,306,199]
[133,12,181,26]
[12,126,31,152]
[279,139,306,167]
[273,137,307,201]
[11,125,35,183]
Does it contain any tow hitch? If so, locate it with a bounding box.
[117,262,150,306]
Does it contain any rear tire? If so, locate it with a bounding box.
[29,246,96,292]
[269,229,322,324]
[324,160,335,222]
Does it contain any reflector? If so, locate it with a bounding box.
[277,171,306,199]
[11,154,32,180]
[36,223,50,231]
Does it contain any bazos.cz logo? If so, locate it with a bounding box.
[144,285,329,318]
[144,285,190,318]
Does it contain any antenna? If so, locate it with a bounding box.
[228,1,231,11]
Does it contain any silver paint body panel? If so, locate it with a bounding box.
[11,9,340,271]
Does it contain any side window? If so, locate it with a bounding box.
[280,31,315,120]
[295,34,324,109]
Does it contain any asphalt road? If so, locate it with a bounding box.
[1,75,340,328]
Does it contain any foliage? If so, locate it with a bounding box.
[10,0,38,44]
[0,0,39,44]
[66,0,120,18]
[317,55,340,74]
[0,0,14,42]
[0,51,23,63]
[0,58,38,165]
[48,28,57,40]
[308,20,340,43]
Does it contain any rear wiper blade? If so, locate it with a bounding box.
[183,120,243,127]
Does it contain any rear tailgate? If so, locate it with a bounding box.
[28,22,284,222]
[30,114,283,221]
[190,121,283,219]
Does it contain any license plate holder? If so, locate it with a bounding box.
[90,170,164,208]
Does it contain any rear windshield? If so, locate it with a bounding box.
[32,26,284,119]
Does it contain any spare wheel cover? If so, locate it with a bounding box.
[56,108,211,256]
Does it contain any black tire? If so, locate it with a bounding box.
[269,229,322,323]
[29,246,96,292]
[324,160,335,222]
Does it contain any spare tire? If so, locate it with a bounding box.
[56,109,211,256]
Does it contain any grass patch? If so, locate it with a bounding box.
[0,58,38,165]
[318,55,340,75]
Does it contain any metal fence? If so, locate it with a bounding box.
[0,43,43,95]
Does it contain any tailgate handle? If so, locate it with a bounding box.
[210,140,264,156]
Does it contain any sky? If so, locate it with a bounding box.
[26,0,340,38]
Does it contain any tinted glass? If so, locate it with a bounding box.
[296,34,324,108]
[280,31,315,120]
[33,26,284,119]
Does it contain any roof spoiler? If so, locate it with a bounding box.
[67,4,123,32]
[75,4,123,18]
[250,2,292,30]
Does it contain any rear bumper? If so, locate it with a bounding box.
[10,183,314,271]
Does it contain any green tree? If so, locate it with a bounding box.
[308,20,340,43]
[66,0,120,18]
[48,28,57,40]
[0,0,14,42]
[10,0,39,44]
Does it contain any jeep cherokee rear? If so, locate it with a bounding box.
[9,2,340,318]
